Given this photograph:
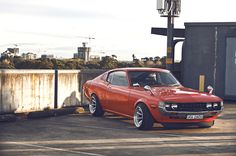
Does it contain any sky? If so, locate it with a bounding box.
[1,0,236,61]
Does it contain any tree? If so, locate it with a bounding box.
[15,59,37,69]
[154,56,161,61]
[132,60,144,67]
[99,56,118,69]
[149,57,153,61]
[111,54,117,59]
[85,61,100,69]
[37,59,54,69]
[160,56,167,68]
[132,54,136,61]
[0,59,15,69]
[51,59,65,69]
[117,61,132,68]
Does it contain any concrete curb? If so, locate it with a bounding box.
[0,114,17,122]
[0,106,88,122]
[27,106,84,119]
[83,104,89,111]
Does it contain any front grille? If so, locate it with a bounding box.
[165,102,222,112]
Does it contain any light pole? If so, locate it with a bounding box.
[157,0,181,71]
[166,0,174,71]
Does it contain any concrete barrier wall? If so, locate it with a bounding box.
[0,69,107,114]
[58,70,81,108]
[0,70,55,114]
[0,69,82,114]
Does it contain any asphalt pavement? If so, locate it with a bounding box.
[0,103,236,156]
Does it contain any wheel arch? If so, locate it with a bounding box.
[134,99,158,122]
[134,98,149,106]
[90,92,99,101]
[134,99,153,115]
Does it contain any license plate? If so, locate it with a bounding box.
[186,115,203,120]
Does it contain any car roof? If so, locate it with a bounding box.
[108,67,169,73]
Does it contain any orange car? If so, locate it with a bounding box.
[83,68,223,130]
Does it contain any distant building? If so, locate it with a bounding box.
[41,54,54,59]
[89,55,100,62]
[22,52,37,60]
[76,42,91,62]
[141,58,148,62]
[1,48,19,58]
[7,48,19,55]
[73,53,79,59]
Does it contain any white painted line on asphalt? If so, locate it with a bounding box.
[76,125,132,131]
[56,142,236,150]
[164,153,236,156]
[2,141,104,156]
[1,135,236,145]
[1,142,236,152]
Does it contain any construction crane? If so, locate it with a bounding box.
[76,36,95,43]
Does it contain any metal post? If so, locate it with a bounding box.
[166,0,174,71]
[54,67,58,109]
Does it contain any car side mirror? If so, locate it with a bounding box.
[144,85,154,96]
[207,85,214,94]
[133,83,140,87]
[144,85,151,91]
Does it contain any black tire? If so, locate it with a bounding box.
[89,94,104,117]
[134,104,154,130]
[198,120,215,128]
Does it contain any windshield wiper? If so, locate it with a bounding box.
[169,83,180,87]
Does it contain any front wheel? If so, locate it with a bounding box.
[134,104,154,130]
[89,94,104,117]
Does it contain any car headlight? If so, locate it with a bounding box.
[171,104,178,110]
[159,102,178,110]
[213,103,218,108]
[220,101,224,107]
[165,104,170,108]
[158,101,165,109]
[206,103,212,109]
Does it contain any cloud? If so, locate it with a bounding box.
[0,0,117,20]
[8,30,78,39]
[47,46,75,51]
[0,42,42,48]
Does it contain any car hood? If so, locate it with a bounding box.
[151,86,221,103]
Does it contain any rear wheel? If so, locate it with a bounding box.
[89,94,104,117]
[134,104,154,130]
[198,120,215,128]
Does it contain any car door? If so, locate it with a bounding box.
[105,71,130,115]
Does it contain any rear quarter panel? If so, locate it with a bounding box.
[83,78,109,108]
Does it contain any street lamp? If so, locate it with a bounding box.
[157,0,181,71]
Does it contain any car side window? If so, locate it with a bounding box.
[101,72,108,81]
[107,71,128,87]
[107,72,114,83]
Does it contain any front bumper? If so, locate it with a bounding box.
[158,107,223,119]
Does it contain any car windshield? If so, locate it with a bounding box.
[128,71,180,87]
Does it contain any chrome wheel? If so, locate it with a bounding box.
[134,106,144,128]
[89,95,97,114]
[89,94,104,117]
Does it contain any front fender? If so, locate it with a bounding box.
[134,98,161,122]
